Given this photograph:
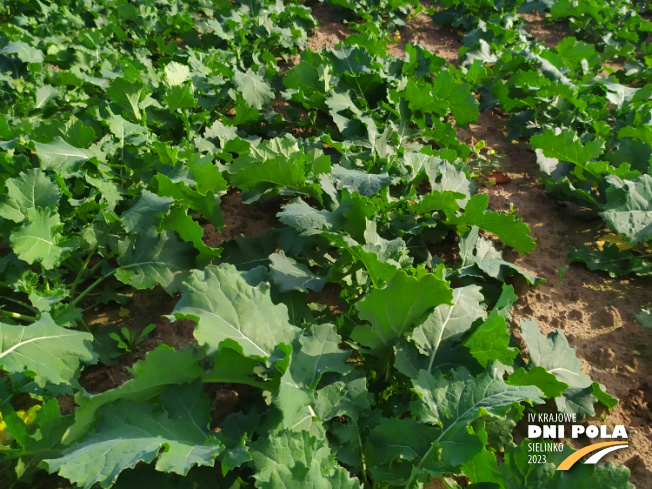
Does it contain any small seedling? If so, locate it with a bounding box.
[556,265,569,283]
[467,140,504,184]
[109,323,156,353]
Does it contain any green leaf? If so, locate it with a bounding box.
[268,251,326,293]
[458,227,542,284]
[64,346,262,445]
[283,55,330,109]
[402,72,479,126]
[506,366,568,398]
[410,285,486,372]
[0,169,59,222]
[315,372,371,422]
[461,447,504,488]
[530,129,605,167]
[447,196,536,254]
[188,154,228,196]
[120,190,173,233]
[228,136,330,196]
[10,209,68,269]
[600,174,652,244]
[250,429,362,489]
[410,154,474,200]
[569,243,652,277]
[278,198,340,236]
[413,190,463,216]
[164,61,191,86]
[62,118,96,148]
[107,113,148,140]
[410,364,545,473]
[161,206,221,261]
[273,352,315,432]
[35,85,59,109]
[34,137,94,173]
[45,383,223,489]
[352,268,453,353]
[291,323,351,389]
[331,166,392,196]
[2,398,69,459]
[591,382,618,409]
[163,84,197,111]
[410,364,545,466]
[520,319,602,417]
[368,417,439,465]
[116,228,196,294]
[232,69,274,110]
[464,311,518,368]
[171,264,300,357]
[0,41,43,63]
[106,78,146,121]
[0,314,94,386]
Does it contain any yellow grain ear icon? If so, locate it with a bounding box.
[556,441,629,470]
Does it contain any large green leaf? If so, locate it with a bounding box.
[10,209,68,269]
[331,166,392,197]
[530,128,605,167]
[410,154,474,199]
[600,174,652,244]
[34,138,94,173]
[410,285,486,371]
[291,323,352,389]
[106,77,146,121]
[315,372,371,422]
[0,314,94,386]
[401,72,478,127]
[409,365,545,473]
[171,264,300,357]
[458,227,541,284]
[164,61,191,86]
[520,319,601,417]
[272,345,316,432]
[228,136,330,196]
[0,169,59,222]
[64,345,263,445]
[46,383,223,489]
[278,198,341,235]
[250,429,362,489]
[368,417,439,465]
[120,190,173,233]
[447,196,536,254]
[163,84,197,111]
[0,41,43,63]
[232,69,274,110]
[269,251,327,293]
[352,268,453,353]
[116,228,196,294]
[464,311,518,368]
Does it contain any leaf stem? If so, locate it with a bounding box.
[0,309,38,323]
[86,249,119,278]
[71,269,117,307]
[0,295,39,314]
[70,246,100,297]
[69,226,116,296]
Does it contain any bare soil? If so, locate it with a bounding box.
[388,12,461,64]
